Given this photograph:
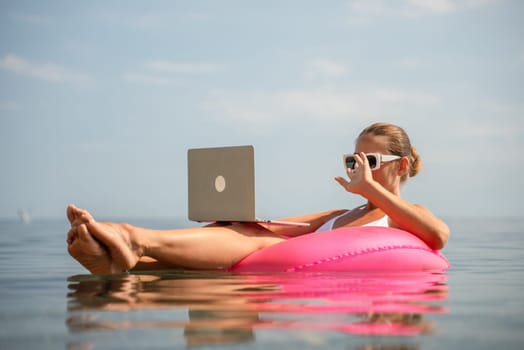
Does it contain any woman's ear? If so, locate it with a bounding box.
[398,156,410,177]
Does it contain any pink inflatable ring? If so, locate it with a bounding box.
[230,226,449,272]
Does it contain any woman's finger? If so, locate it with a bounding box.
[335,176,351,191]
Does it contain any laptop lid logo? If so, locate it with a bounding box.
[215,175,226,193]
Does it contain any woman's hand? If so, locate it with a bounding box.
[335,152,374,195]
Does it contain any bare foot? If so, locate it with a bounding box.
[66,205,141,274]
[85,220,141,272]
[67,224,121,274]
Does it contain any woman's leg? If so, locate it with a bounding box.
[67,205,286,274]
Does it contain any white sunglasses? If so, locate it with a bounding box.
[343,153,401,171]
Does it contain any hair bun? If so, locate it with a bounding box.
[409,146,422,178]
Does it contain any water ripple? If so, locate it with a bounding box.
[66,270,448,347]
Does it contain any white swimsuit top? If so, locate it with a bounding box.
[315,207,389,233]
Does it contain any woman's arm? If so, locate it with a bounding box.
[358,182,450,250]
[335,153,449,250]
[263,209,348,237]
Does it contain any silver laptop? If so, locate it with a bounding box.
[187,145,309,226]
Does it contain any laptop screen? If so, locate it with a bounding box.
[187,145,256,222]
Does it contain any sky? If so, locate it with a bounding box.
[0,0,523,221]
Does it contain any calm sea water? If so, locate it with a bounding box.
[0,217,523,349]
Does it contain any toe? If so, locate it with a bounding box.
[68,206,95,227]
[78,224,93,242]
[67,228,77,245]
[67,204,77,225]
[77,208,95,224]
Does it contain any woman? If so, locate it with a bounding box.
[67,122,450,274]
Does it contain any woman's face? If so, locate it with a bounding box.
[354,134,404,194]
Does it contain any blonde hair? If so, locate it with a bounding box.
[359,122,422,181]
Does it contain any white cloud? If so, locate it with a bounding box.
[408,0,457,13]
[394,57,427,70]
[124,60,223,85]
[202,87,440,125]
[304,59,350,80]
[349,0,500,20]
[0,54,92,83]
[97,11,209,30]
[145,61,223,74]
[350,0,396,17]
[97,12,171,30]
[123,72,173,85]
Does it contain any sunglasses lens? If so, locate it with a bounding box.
[345,156,356,169]
[366,155,378,169]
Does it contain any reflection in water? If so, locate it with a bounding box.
[66,270,448,348]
